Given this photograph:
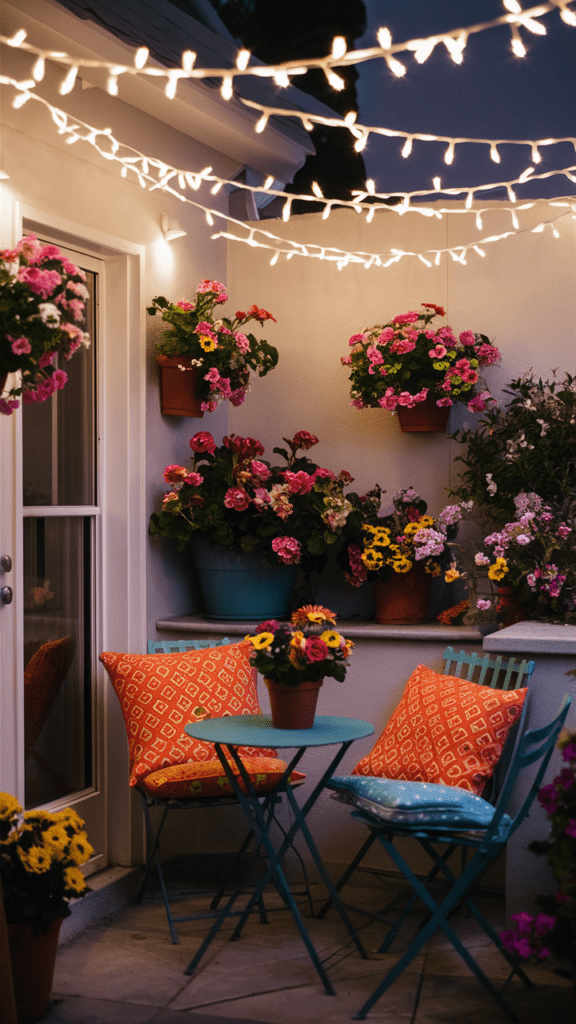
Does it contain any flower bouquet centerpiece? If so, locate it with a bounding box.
[147,279,278,414]
[248,605,354,728]
[338,486,467,624]
[0,234,91,415]
[470,491,576,625]
[342,302,500,431]
[1,793,93,1020]
[500,726,576,982]
[149,430,356,620]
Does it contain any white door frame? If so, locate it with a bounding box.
[0,195,147,868]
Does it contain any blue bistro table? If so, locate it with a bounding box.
[183,714,374,994]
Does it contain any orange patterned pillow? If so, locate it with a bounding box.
[352,664,527,794]
[140,757,306,799]
[100,641,277,787]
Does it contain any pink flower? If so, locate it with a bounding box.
[351,397,364,408]
[291,431,319,451]
[196,321,216,337]
[341,355,352,366]
[162,491,179,506]
[436,397,453,407]
[250,460,271,481]
[459,330,475,345]
[162,467,190,488]
[477,599,492,611]
[9,335,32,355]
[348,333,366,347]
[393,311,419,325]
[271,536,301,564]
[377,327,394,344]
[176,300,195,310]
[229,387,246,407]
[565,819,576,838]
[234,331,250,353]
[397,391,421,407]
[17,266,62,299]
[184,472,203,486]
[52,369,68,390]
[378,388,398,410]
[475,342,501,365]
[467,391,493,413]
[0,398,19,414]
[224,487,250,511]
[200,400,217,412]
[390,338,416,355]
[429,344,447,358]
[557,523,572,539]
[283,470,314,495]
[314,467,336,481]
[366,345,383,364]
[304,636,329,661]
[189,432,216,455]
[38,351,55,368]
[461,369,479,384]
[253,487,272,508]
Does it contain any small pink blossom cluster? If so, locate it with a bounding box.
[344,303,499,413]
[1,234,91,413]
[500,912,556,961]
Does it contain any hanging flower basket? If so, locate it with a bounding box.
[264,678,323,729]
[156,355,203,417]
[396,397,451,433]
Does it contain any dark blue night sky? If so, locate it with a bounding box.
[355,1,576,200]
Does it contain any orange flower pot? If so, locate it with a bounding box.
[373,564,433,624]
[156,355,204,417]
[396,397,450,433]
[264,678,323,729]
[7,917,63,1023]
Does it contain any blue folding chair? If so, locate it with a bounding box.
[135,637,312,942]
[328,693,571,1021]
[318,647,535,919]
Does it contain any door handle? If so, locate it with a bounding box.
[1,555,12,572]
[1,586,13,604]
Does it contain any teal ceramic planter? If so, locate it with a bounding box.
[191,538,297,620]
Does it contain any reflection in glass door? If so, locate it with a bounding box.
[22,250,98,810]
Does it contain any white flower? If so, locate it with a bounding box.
[37,302,61,326]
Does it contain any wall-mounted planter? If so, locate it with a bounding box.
[156,355,203,417]
[396,397,450,433]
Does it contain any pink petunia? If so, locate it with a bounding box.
[271,536,301,564]
[283,470,315,495]
[429,344,447,358]
[51,369,68,390]
[9,335,32,355]
[189,432,216,455]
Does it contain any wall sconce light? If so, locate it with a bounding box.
[161,212,187,241]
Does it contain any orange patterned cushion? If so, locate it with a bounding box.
[100,641,277,787]
[140,757,306,799]
[352,664,527,794]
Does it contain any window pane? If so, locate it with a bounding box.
[22,269,96,506]
[23,516,92,808]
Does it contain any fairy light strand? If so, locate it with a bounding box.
[2,1,575,103]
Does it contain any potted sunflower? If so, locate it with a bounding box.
[0,792,93,1022]
[147,279,278,415]
[247,605,354,728]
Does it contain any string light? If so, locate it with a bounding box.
[3,2,572,101]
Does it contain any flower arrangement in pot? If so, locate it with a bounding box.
[338,486,468,624]
[1,792,93,1021]
[341,302,500,429]
[499,725,576,982]
[247,605,354,728]
[149,430,357,619]
[147,278,278,413]
[0,234,91,415]
[469,491,576,625]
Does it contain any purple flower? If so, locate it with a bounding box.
[510,912,534,937]
[565,818,576,838]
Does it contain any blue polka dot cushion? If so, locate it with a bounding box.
[327,775,512,834]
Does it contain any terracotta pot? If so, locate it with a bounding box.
[156,355,204,417]
[7,917,62,1023]
[264,678,323,729]
[396,397,450,433]
[373,563,433,625]
[496,586,527,626]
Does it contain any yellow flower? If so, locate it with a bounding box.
[198,334,217,352]
[250,631,274,650]
[403,523,420,537]
[0,792,23,822]
[392,557,413,573]
[45,823,70,854]
[417,516,434,528]
[488,557,509,582]
[19,844,52,873]
[321,630,342,648]
[445,567,463,583]
[64,866,88,895]
[54,808,85,832]
[426,562,442,577]
[361,549,384,571]
[290,630,305,648]
[68,832,94,866]
[371,529,391,548]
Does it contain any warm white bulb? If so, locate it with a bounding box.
[134,47,149,69]
[444,143,455,164]
[433,177,442,190]
[255,113,268,133]
[32,56,46,81]
[221,76,233,100]
[366,179,375,194]
[523,17,546,35]
[490,144,501,163]
[354,134,368,152]
[325,69,345,90]
[503,0,522,12]
[236,49,250,70]
[388,57,406,77]
[59,65,78,95]
[560,7,576,26]
[7,29,27,47]
[311,181,324,198]
[182,51,196,72]
[377,27,392,50]
[332,36,347,59]
[402,138,413,158]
